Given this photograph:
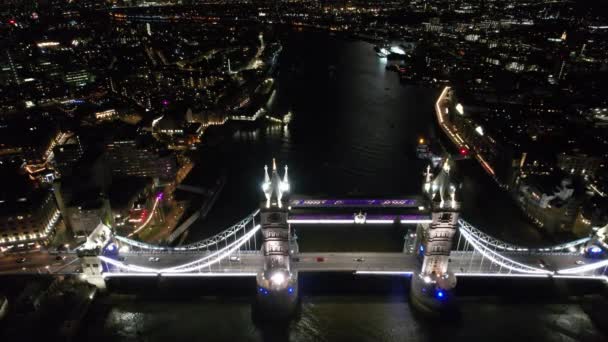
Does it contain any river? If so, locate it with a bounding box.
[78,31,607,341]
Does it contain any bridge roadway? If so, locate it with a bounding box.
[102,251,596,276]
[0,250,600,277]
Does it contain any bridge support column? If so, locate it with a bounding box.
[411,160,459,316]
[80,255,107,290]
[254,160,299,320]
[76,222,114,290]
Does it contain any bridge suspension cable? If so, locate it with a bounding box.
[99,224,261,274]
[458,219,591,253]
[458,224,553,274]
[115,209,259,252]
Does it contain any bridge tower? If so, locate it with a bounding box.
[411,160,459,314]
[255,159,298,318]
[76,222,114,290]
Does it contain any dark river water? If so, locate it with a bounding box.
[78,32,608,341]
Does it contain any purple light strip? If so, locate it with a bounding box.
[289,214,430,220]
[290,198,418,207]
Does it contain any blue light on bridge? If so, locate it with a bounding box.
[259,287,269,295]
[589,246,602,254]
[103,243,119,256]
[418,245,425,256]
[435,289,445,300]
[586,246,604,259]
[288,287,294,295]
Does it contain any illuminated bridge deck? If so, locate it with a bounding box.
[98,251,597,278]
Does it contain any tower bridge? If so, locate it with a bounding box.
[1,159,607,315]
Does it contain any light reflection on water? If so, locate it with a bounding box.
[88,295,605,342]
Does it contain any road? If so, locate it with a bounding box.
[0,251,79,275]
[0,250,603,279]
[99,251,602,276]
[435,86,497,177]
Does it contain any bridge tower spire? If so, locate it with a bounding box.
[412,157,460,314]
[256,159,298,318]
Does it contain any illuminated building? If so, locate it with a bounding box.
[63,69,93,87]
[105,138,177,181]
[448,101,521,188]
[557,152,602,178]
[95,109,118,122]
[0,168,60,251]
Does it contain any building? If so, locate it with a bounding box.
[65,195,112,238]
[0,168,60,251]
[557,151,602,178]
[105,137,177,181]
[53,142,84,178]
[94,108,118,122]
[448,102,522,187]
[516,174,582,234]
[108,177,155,229]
[0,120,62,166]
[63,69,93,87]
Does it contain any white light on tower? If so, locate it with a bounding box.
[270,271,286,286]
[475,125,484,136]
[455,103,464,115]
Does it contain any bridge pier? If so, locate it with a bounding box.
[409,272,456,316]
[80,255,107,290]
[255,270,299,319]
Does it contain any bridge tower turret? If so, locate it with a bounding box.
[411,159,459,314]
[255,159,298,318]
